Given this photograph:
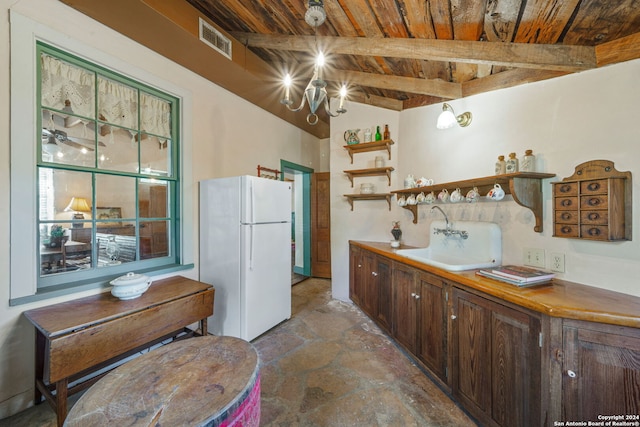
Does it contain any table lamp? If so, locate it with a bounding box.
[65,197,91,228]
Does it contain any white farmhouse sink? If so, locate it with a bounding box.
[396,220,501,271]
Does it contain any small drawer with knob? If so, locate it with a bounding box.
[554,224,579,238]
[555,210,578,224]
[554,196,578,210]
[580,179,608,195]
[580,225,609,241]
[580,194,608,210]
[580,210,608,225]
[554,182,578,196]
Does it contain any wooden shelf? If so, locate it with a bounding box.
[344,167,395,187]
[344,193,392,211]
[391,172,556,231]
[343,139,394,164]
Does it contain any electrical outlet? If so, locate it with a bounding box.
[550,252,565,272]
[523,248,545,268]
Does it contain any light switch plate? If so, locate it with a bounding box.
[523,248,545,268]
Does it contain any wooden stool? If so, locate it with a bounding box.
[64,335,260,426]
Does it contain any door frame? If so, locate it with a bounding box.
[280,160,313,276]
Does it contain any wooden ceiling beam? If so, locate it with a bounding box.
[231,33,596,72]
[595,32,640,67]
[326,69,462,99]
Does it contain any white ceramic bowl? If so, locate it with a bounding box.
[110,272,152,300]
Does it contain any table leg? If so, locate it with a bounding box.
[56,378,68,427]
[34,331,45,405]
[201,317,208,335]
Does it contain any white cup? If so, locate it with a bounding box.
[425,191,436,204]
[450,188,463,203]
[406,194,417,205]
[466,187,480,203]
[397,195,406,206]
[486,183,505,201]
[437,189,450,203]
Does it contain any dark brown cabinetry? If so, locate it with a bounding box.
[553,160,631,241]
[349,241,640,427]
[392,263,448,381]
[349,246,392,333]
[562,319,640,420]
[450,288,541,427]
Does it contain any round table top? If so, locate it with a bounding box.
[65,335,259,427]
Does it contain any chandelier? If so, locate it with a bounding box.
[280,0,347,125]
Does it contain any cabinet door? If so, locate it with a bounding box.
[416,272,447,381]
[360,250,377,317]
[375,256,392,332]
[349,245,363,306]
[392,262,417,353]
[451,288,541,427]
[563,320,640,420]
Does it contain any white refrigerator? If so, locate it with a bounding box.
[199,175,292,341]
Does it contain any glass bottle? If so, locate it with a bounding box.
[363,127,372,143]
[521,149,535,172]
[505,152,519,173]
[383,124,390,140]
[495,155,506,175]
[375,126,382,141]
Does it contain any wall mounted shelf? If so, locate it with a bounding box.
[343,139,394,164]
[391,172,556,232]
[344,167,395,187]
[344,193,392,211]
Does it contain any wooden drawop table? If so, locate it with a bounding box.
[23,276,215,426]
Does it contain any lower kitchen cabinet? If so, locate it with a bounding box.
[450,288,542,427]
[392,263,448,382]
[562,319,640,420]
[349,246,392,333]
[349,242,640,427]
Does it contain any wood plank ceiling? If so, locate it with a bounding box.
[187,0,640,113]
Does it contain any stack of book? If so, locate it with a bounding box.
[477,265,555,287]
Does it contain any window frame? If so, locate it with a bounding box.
[9,11,194,305]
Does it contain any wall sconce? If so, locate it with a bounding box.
[436,103,472,129]
[64,197,91,228]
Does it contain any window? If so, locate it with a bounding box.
[36,43,180,290]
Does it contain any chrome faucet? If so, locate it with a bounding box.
[430,206,468,239]
[430,206,450,230]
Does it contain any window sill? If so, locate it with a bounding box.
[10,263,195,306]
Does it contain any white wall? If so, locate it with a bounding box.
[0,0,324,418]
[331,59,640,301]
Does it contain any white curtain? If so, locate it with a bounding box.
[41,54,95,118]
[41,54,171,139]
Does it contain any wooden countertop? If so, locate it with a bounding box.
[351,240,640,328]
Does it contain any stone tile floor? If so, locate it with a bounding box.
[1,277,476,426]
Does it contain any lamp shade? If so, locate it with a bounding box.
[64,197,91,213]
[436,110,457,129]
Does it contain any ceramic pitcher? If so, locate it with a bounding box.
[343,129,360,145]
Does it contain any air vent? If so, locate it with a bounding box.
[199,18,232,60]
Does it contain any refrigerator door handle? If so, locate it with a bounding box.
[249,224,254,270]
[250,179,255,224]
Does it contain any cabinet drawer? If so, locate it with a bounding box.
[580,210,608,225]
[580,179,608,195]
[554,197,578,210]
[580,225,609,240]
[580,195,608,210]
[555,210,578,224]
[554,182,578,196]
[554,223,579,238]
